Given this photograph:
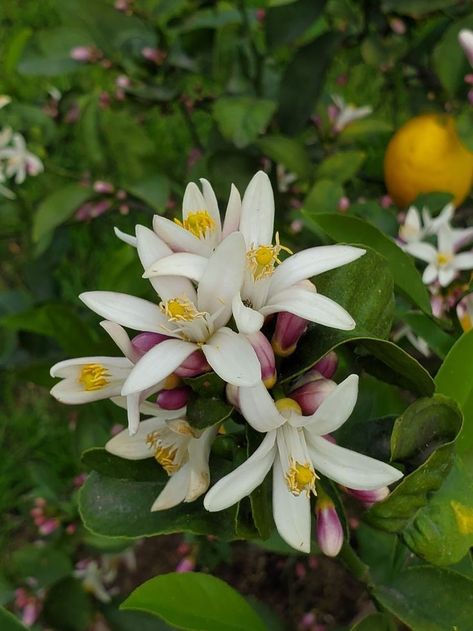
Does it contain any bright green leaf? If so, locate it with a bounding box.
[304,179,344,213]
[401,312,455,359]
[257,135,311,179]
[127,175,170,213]
[32,184,93,243]
[350,612,397,631]
[316,150,366,183]
[214,97,276,148]
[433,15,473,96]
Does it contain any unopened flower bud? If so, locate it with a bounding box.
[131,332,169,356]
[459,29,473,67]
[290,378,336,415]
[313,352,338,379]
[272,311,308,357]
[176,557,195,573]
[39,518,60,536]
[248,331,276,388]
[93,180,114,194]
[174,350,210,377]
[345,486,390,507]
[70,46,92,61]
[142,47,166,64]
[156,386,190,410]
[316,499,343,557]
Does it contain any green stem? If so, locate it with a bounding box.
[339,542,373,588]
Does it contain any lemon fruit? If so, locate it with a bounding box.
[384,113,473,208]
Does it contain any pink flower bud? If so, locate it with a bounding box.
[156,386,191,410]
[116,74,131,88]
[142,47,166,64]
[345,486,390,507]
[66,523,77,535]
[131,332,169,356]
[70,46,92,61]
[313,351,338,379]
[272,312,308,357]
[316,500,343,557]
[389,17,406,35]
[226,384,240,410]
[465,73,473,85]
[248,331,276,388]
[430,293,446,319]
[337,196,350,212]
[39,518,60,536]
[176,557,195,573]
[379,194,392,209]
[174,350,210,377]
[290,378,336,415]
[22,601,40,627]
[15,589,29,608]
[93,180,114,194]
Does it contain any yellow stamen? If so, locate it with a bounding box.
[175,211,216,239]
[275,398,302,416]
[146,431,181,474]
[285,460,318,496]
[78,363,110,391]
[160,297,205,322]
[163,373,181,390]
[247,232,292,280]
[437,252,453,266]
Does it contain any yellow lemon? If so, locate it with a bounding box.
[384,113,473,208]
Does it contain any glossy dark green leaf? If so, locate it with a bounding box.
[373,567,473,631]
[43,578,92,631]
[214,97,276,148]
[316,150,366,184]
[350,612,397,631]
[186,394,233,431]
[121,573,267,631]
[102,605,173,631]
[82,448,161,481]
[266,0,325,49]
[303,212,431,313]
[278,32,341,134]
[304,179,344,214]
[32,184,93,243]
[183,372,226,398]
[381,0,459,16]
[0,607,28,631]
[257,135,311,180]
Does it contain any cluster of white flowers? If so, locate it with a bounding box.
[51,172,402,553]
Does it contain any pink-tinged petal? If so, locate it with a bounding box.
[121,339,197,395]
[261,286,355,331]
[422,263,438,285]
[197,233,246,324]
[200,178,222,234]
[204,431,277,511]
[239,380,284,432]
[345,486,389,507]
[296,374,358,433]
[100,320,138,362]
[453,252,473,270]
[143,252,208,283]
[222,183,242,238]
[306,435,403,490]
[247,331,277,388]
[269,245,365,297]
[316,499,343,557]
[273,456,311,553]
[202,327,261,387]
[438,266,456,287]
[239,171,274,247]
[152,464,190,510]
[153,215,209,255]
[403,242,437,263]
[80,291,169,333]
[174,349,210,377]
[289,378,337,416]
[136,225,197,302]
[313,352,338,379]
[232,292,264,334]
[272,311,308,356]
[131,332,169,356]
[114,226,137,247]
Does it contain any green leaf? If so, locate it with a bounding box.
[266,0,325,49]
[82,448,161,481]
[32,184,93,243]
[316,150,366,184]
[127,175,170,213]
[278,32,341,134]
[183,372,226,398]
[304,179,344,213]
[186,394,233,431]
[18,26,91,76]
[0,608,28,631]
[373,567,473,631]
[257,135,311,180]
[339,118,393,141]
[381,0,459,16]
[121,573,267,631]
[11,545,73,589]
[433,16,473,96]
[401,312,455,359]
[43,578,92,631]
[351,612,397,631]
[304,212,432,313]
[214,97,276,149]
[102,605,174,631]
[457,109,473,152]
[247,427,273,540]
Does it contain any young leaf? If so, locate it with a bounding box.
[120,573,267,631]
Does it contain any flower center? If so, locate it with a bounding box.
[146,430,183,474]
[160,297,204,322]
[78,364,110,391]
[247,232,292,280]
[437,252,453,267]
[275,397,302,417]
[175,211,215,239]
[286,460,317,496]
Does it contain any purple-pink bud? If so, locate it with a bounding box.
[337,196,350,212]
[39,518,60,536]
[247,331,276,388]
[272,311,308,357]
[316,500,343,557]
[70,46,92,61]
[176,557,195,573]
[142,47,166,64]
[131,332,169,356]
[345,486,389,507]
[93,180,114,194]
[156,386,190,410]
[290,378,336,415]
[174,350,210,377]
[313,352,338,379]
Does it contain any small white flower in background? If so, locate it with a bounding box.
[0,129,43,184]
[0,95,11,109]
[106,416,218,510]
[398,204,454,245]
[392,325,431,357]
[74,559,116,603]
[457,293,473,332]
[404,224,473,287]
[330,95,372,133]
[145,171,365,336]
[459,29,473,67]
[204,375,402,552]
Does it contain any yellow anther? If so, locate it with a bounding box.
[146,431,182,475]
[78,364,110,391]
[275,397,302,417]
[160,297,205,322]
[437,252,453,266]
[175,211,216,239]
[285,460,318,496]
[163,373,181,390]
[247,232,292,280]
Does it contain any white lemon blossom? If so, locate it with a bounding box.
[331,95,372,133]
[144,171,365,335]
[404,224,473,287]
[80,232,261,396]
[0,129,43,184]
[459,29,473,67]
[106,416,218,510]
[398,204,453,244]
[204,376,402,552]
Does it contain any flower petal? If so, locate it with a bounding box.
[438,224,454,255]
[232,292,264,334]
[261,286,355,331]
[153,215,209,255]
[269,245,365,297]
[204,431,276,511]
[105,416,168,459]
[202,327,261,387]
[239,380,285,432]
[50,356,131,378]
[50,378,123,404]
[183,181,207,217]
[151,464,190,511]
[222,184,241,238]
[403,242,437,263]
[121,339,197,395]
[422,263,438,285]
[307,435,403,490]
[438,266,456,287]
[100,321,138,362]
[143,252,207,284]
[239,171,274,247]
[185,426,218,502]
[114,226,137,247]
[294,374,359,434]
[454,252,473,270]
[272,456,311,553]
[80,291,169,333]
[126,392,141,435]
[200,178,222,234]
